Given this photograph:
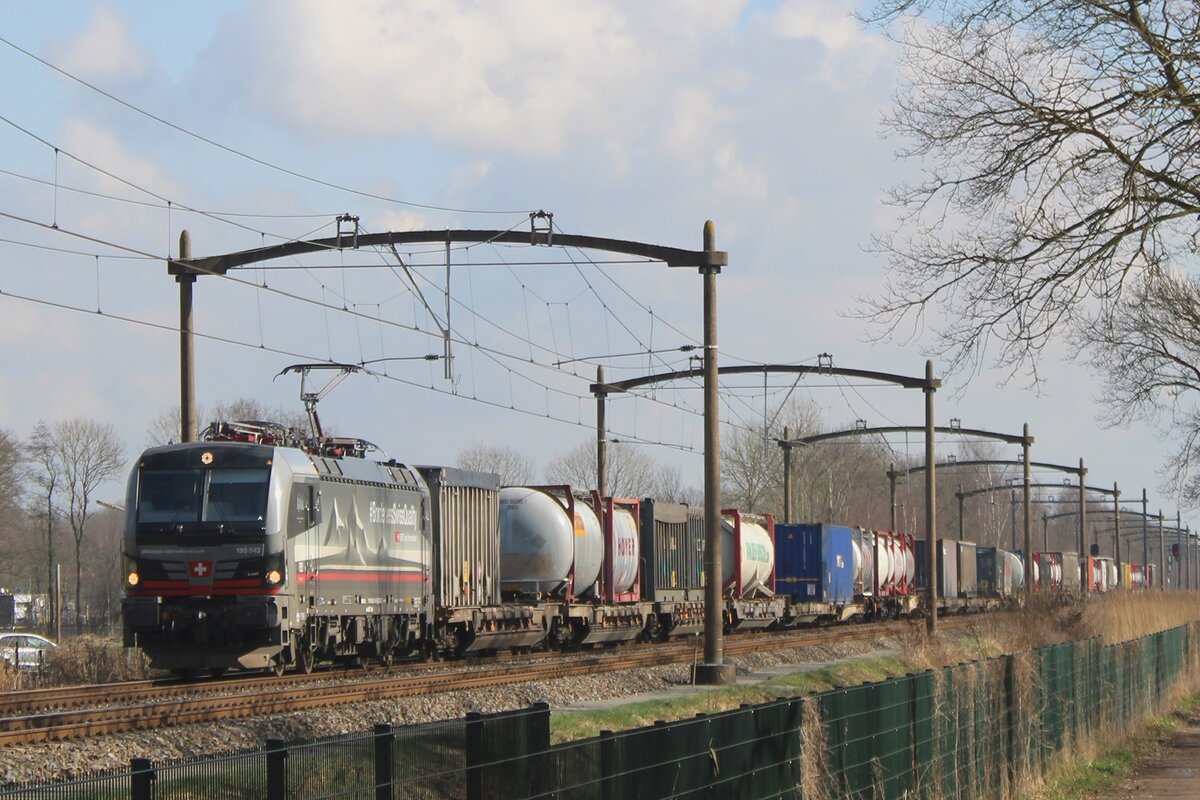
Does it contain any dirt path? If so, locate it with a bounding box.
[1093,709,1200,798]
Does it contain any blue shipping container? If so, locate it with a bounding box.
[774,523,859,605]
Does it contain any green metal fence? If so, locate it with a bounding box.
[3,621,1197,800]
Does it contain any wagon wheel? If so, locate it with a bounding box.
[378,646,394,668]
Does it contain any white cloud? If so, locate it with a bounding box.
[375,209,430,232]
[61,120,182,201]
[53,5,150,83]
[213,0,667,158]
[447,161,493,200]
[767,0,890,88]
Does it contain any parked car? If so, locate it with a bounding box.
[0,633,56,672]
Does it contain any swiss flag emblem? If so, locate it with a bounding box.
[188,560,214,579]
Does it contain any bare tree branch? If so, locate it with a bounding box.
[859,1,1200,379]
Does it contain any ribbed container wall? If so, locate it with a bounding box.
[640,500,705,599]
[956,541,978,598]
[418,467,502,608]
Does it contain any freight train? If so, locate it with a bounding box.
[122,421,1111,678]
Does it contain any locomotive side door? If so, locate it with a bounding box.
[288,477,322,596]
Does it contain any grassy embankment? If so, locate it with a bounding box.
[552,592,1200,754]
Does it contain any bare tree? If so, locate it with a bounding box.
[544,439,689,500]
[0,429,38,606]
[1082,269,1200,503]
[860,1,1200,380]
[50,419,125,632]
[0,429,21,521]
[80,506,124,631]
[27,421,61,635]
[456,442,537,484]
[723,399,825,514]
[788,438,894,527]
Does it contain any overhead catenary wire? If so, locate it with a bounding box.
[0,33,533,217]
[2,149,816,450]
[0,286,696,453]
[0,211,730,441]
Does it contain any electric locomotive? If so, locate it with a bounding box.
[121,421,542,677]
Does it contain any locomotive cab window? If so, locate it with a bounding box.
[138,467,270,525]
[204,468,270,522]
[137,470,203,523]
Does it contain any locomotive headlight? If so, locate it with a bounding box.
[262,552,285,587]
[123,556,140,589]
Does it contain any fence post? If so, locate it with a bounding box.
[600,729,615,800]
[375,722,395,800]
[266,737,288,800]
[130,757,155,800]
[466,711,484,800]
[526,702,551,800]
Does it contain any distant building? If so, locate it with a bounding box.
[5,594,47,628]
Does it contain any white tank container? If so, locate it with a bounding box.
[902,536,916,588]
[859,530,876,596]
[609,505,640,594]
[1007,551,1024,590]
[500,487,602,597]
[722,514,775,596]
[875,532,894,591]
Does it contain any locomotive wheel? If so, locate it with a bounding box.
[269,655,286,677]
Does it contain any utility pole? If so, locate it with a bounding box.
[1142,489,1149,577]
[924,360,937,634]
[1022,424,1032,599]
[1113,484,1122,587]
[696,221,733,685]
[177,230,196,443]
[782,428,792,524]
[595,366,607,499]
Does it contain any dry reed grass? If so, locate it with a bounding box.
[797,694,829,800]
[1080,590,1200,644]
[44,635,152,685]
[900,591,1200,673]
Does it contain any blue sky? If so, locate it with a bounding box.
[0,1,1181,527]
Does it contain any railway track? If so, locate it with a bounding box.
[0,616,976,746]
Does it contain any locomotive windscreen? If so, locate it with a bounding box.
[138,468,270,524]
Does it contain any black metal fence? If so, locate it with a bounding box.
[3,621,1197,799]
